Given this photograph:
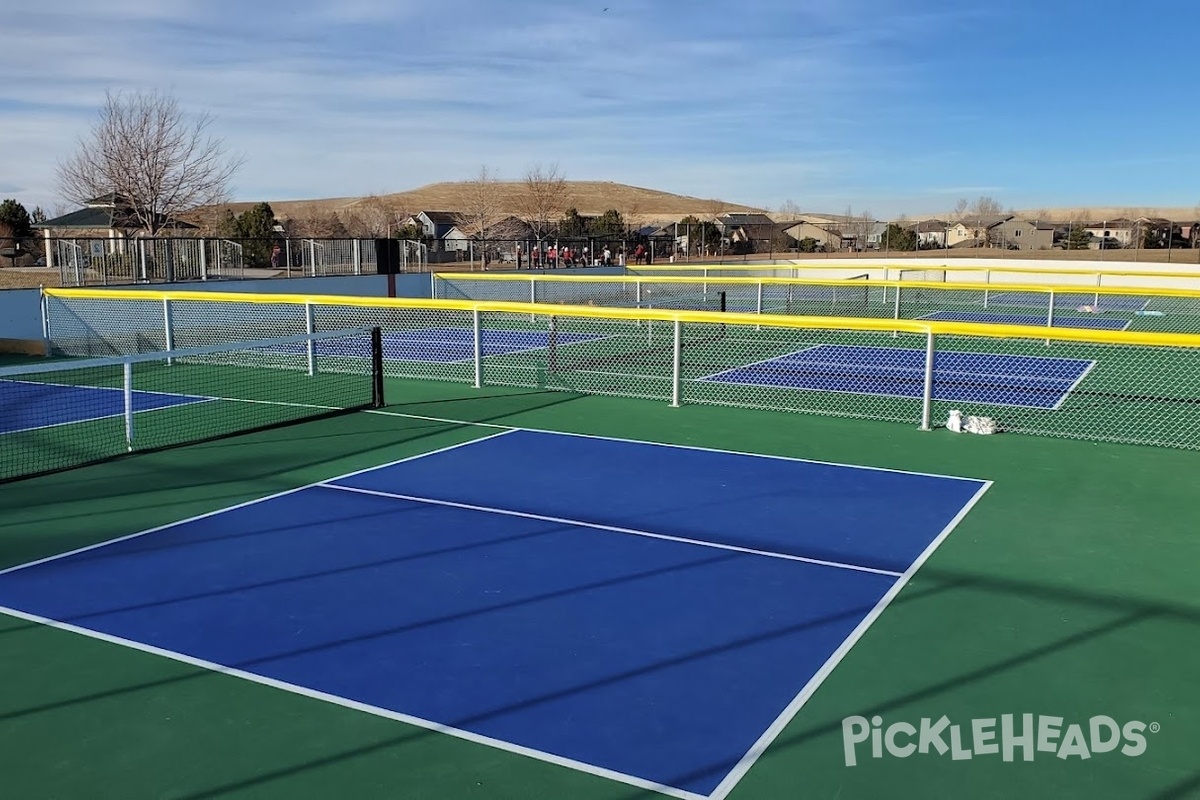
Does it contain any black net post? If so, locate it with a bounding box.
[371,326,385,408]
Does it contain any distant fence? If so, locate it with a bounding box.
[46,238,431,286]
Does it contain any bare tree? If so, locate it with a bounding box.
[512,163,571,245]
[56,90,243,234]
[776,199,803,221]
[461,166,506,265]
[351,195,395,238]
[952,198,970,222]
[970,196,1004,218]
[285,205,347,238]
[844,206,875,252]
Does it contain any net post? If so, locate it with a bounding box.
[1046,289,1056,345]
[370,326,385,408]
[123,360,134,450]
[162,298,175,364]
[1094,272,1101,310]
[756,281,763,313]
[305,302,316,376]
[920,330,935,431]
[548,315,558,373]
[530,278,537,322]
[670,318,682,407]
[472,308,482,389]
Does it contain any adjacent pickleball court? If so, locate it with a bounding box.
[287,327,609,363]
[918,310,1131,330]
[700,344,1095,410]
[0,379,209,435]
[0,428,988,799]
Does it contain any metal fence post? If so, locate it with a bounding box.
[124,360,135,450]
[199,238,208,281]
[920,330,935,431]
[670,318,682,407]
[305,302,316,376]
[1046,289,1056,345]
[472,309,482,388]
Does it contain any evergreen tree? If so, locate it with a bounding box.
[0,199,33,239]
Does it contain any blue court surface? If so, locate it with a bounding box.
[920,310,1131,330]
[275,327,605,364]
[0,379,207,435]
[701,344,1095,410]
[0,429,988,798]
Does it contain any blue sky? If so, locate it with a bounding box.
[3,0,1197,217]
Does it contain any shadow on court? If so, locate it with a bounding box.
[2,564,1198,799]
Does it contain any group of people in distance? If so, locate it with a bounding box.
[516,242,652,269]
[519,244,619,269]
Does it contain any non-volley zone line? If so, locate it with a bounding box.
[320,482,902,577]
[698,344,1095,410]
[0,428,988,799]
[268,327,613,364]
[918,310,1131,331]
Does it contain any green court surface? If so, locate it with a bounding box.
[2,377,1198,800]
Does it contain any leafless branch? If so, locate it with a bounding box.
[512,163,571,241]
[55,89,244,234]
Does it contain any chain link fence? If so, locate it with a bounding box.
[44,237,436,285]
[433,273,1200,336]
[42,288,1200,450]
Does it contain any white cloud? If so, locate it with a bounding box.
[0,0,970,212]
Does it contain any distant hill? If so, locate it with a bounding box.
[223,181,767,225]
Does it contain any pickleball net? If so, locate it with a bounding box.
[0,327,385,483]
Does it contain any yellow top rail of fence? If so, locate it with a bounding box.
[42,287,1200,350]
[432,271,1200,300]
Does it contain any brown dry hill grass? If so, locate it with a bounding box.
[223,181,766,224]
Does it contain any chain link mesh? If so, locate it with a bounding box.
[43,289,1200,450]
[433,274,1200,336]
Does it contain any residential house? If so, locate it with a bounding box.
[401,211,462,241]
[1081,219,1136,248]
[716,213,778,253]
[782,221,841,252]
[909,219,949,249]
[864,222,889,250]
[989,217,1056,250]
[946,215,1010,248]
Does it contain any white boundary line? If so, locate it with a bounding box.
[705,478,994,800]
[0,429,517,578]
[0,422,990,799]
[361,412,989,484]
[0,603,703,800]
[917,310,1132,332]
[694,345,825,382]
[318,483,903,578]
[1051,359,1099,411]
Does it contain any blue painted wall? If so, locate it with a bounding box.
[0,288,43,342]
